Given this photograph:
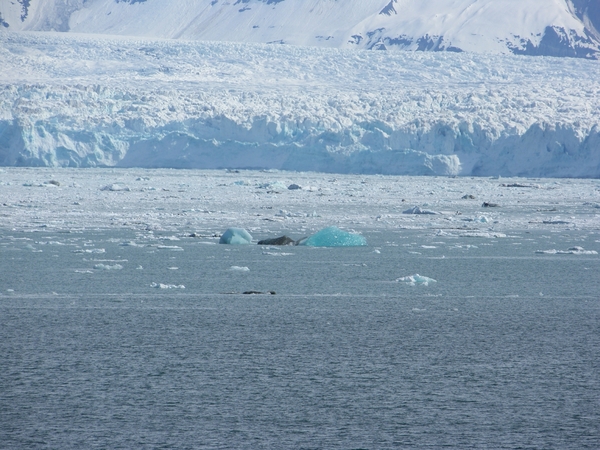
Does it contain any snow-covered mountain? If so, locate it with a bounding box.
[1,0,600,59]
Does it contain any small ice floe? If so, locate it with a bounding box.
[229,266,250,272]
[151,282,185,289]
[262,251,294,256]
[536,247,598,255]
[258,181,287,191]
[402,206,441,215]
[397,274,437,286]
[74,248,106,253]
[75,269,94,273]
[297,226,367,247]
[119,241,142,247]
[136,265,143,270]
[94,263,123,270]
[462,216,490,223]
[219,228,253,245]
[157,245,183,251]
[100,184,130,192]
[168,267,178,270]
[461,232,506,238]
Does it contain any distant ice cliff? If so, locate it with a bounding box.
[1,33,599,177]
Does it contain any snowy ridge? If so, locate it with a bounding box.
[0,0,599,59]
[1,32,600,177]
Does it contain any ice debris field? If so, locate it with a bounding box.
[1,168,599,298]
[1,32,600,177]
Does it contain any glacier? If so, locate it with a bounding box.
[1,32,600,177]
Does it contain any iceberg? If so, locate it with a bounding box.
[397,274,437,286]
[219,228,253,245]
[403,206,441,215]
[298,227,367,247]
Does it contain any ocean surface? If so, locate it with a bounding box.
[1,228,599,449]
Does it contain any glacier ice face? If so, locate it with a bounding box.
[1,33,600,177]
[298,227,367,247]
[219,228,253,245]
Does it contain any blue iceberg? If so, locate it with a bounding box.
[219,228,253,245]
[298,226,367,247]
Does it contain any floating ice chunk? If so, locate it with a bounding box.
[297,226,367,247]
[219,228,253,245]
[463,216,490,223]
[536,247,598,255]
[258,181,287,191]
[94,263,123,270]
[74,248,106,253]
[120,241,142,247]
[229,266,250,271]
[157,245,183,251]
[151,282,185,289]
[101,184,130,192]
[403,206,441,215]
[397,274,437,286]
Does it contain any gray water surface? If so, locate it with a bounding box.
[1,229,599,448]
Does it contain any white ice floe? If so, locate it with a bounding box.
[100,184,131,192]
[74,249,106,254]
[398,274,437,286]
[151,282,185,289]
[94,263,123,270]
[229,266,250,272]
[403,206,441,215]
[536,247,598,255]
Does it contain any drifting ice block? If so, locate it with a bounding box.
[219,228,253,245]
[298,226,367,247]
[397,274,437,286]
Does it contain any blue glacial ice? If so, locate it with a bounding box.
[219,228,253,245]
[298,227,367,247]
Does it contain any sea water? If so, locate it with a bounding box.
[1,227,599,449]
